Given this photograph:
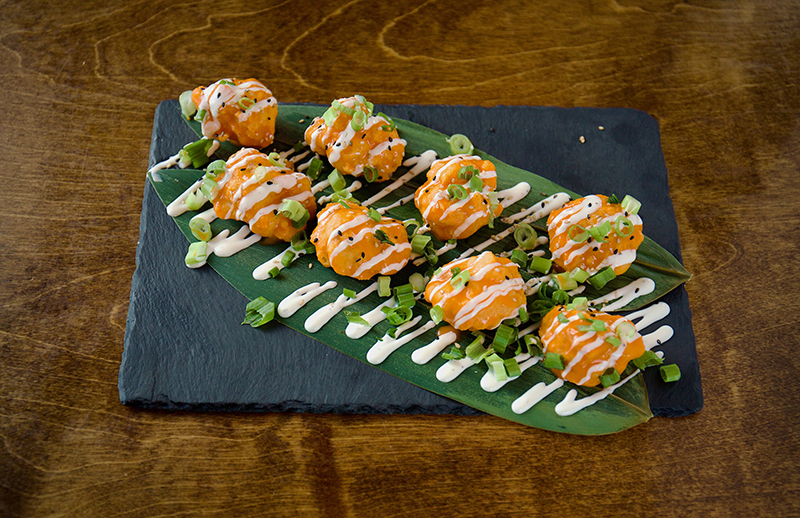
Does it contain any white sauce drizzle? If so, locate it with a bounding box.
[367,318,436,365]
[305,282,378,333]
[345,297,396,339]
[436,358,474,383]
[481,354,537,392]
[361,150,438,207]
[318,181,362,204]
[496,182,531,207]
[186,225,261,269]
[166,179,205,217]
[411,331,458,365]
[252,245,308,280]
[512,379,565,414]
[278,281,338,318]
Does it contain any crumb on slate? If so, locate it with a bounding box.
[579,135,586,143]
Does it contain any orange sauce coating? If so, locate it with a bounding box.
[414,155,503,241]
[191,78,277,148]
[304,97,405,181]
[212,149,316,242]
[547,194,644,276]
[311,202,411,280]
[539,306,645,387]
[424,252,526,332]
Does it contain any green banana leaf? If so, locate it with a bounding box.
[148,103,691,434]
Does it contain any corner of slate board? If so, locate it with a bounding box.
[119,100,481,416]
[120,101,702,419]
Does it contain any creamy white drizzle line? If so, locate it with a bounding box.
[458,192,571,259]
[318,181,362,204]
[345,297,395,339]
[278,281,338,318]
[590,277,655,312]
[361,150,438,207]
[411,331,458,365]
[305,282,378,333]
[377,194,415,215]
[436,357,474,383]
[554,370,640,416]
[512,379,565,414]
[187,225,261,269]
[167,179,205,217]
[496,182,532,207]
[253,245,308,280]
[412,241,457,266]
[367,319,437,365]
[194,207,217,223]
[311,179,331,194]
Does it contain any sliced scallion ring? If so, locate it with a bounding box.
[450,270,470,289]
[184,241,208,267]
[374,229,394,246]
[410,234,431,255]
[200,177,218,201]
[377,112,396,132]
[384,306,412,326]
[569,268,590,283]
[568,224,589,243]
[403,219,421,237]
[510,249,528,268]
[430,305,444,325]
[241,297,275,328]
[268,267,280,279]
[194,108,207,122]
[179,90,197,119]
[621,195,641,215]
[599,368,620,388]
[368,207,381,222]
[543,352,566,370]
[322,106,338,126]
[237,97,255,111]
[185,190,205,212]
[605,336,622,347]
[306,157,323,180]
[616,321,637,340]
[350,110,366,131]
[363,166,379,183]
[504,358,522,378]
[331,99,356,116]
[660,364,681,382]
[328,170,346,192]
[343,288,356,299]
[589,221,612,243]
[278,200,310,229]
[447,184,468,200]
[378,276,391,297]
[189,217,212,241]
[458,165,478,179]
[469,174,483,193]
[588,266,616,290]
[554,272,578,291]
[491,324,516,354]
[441,345,465,361]
[446,133,474,155]
[409,273,425,293]
[513,223,537,249]
[281,250,296,268]
[528,256,552,274]
[632,350,663,370]
[268,152,285,168]
[615,215,634,237]
[344,310,369,326]
[291,230,308,251]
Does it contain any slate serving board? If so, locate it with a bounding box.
[119,101,703,419]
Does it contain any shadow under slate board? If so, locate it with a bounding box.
[119,101,703,419]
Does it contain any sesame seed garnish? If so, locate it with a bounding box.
[579,136,586,143]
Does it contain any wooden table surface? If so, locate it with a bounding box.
[1,0,798,516]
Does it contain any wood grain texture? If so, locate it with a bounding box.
[0,0,797,516]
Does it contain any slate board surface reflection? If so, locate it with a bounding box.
[119,101,702,419]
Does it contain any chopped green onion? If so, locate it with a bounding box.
[281,250,296,268]
[569,268,590,283]
[451,267,461,276]
[410,233,431,255]
[331,190,353,204]
[589,221,612,243]
[621,195,641,215]
[293,141,306,152]
[328,170,346,192]
[528,256,552,274]
[179,90,197,119]
[374,229,394,246]
[615,216,634,238]
[205,159,226,178]
[565,297,589,311]
[268,152,285,168]
[616,321,637,340]
[184,241,208,267]
[377,112,396,132]
[588,266,616,290]
[306,157,323,180]
[384,306,412,326]
[487,355,508,381]
[510,249,528,268]
[237,97,256,111]
[660,364,681,382]
[409,273,425,293]
[350,109,366,131]
[241,297,275,328]
[458,165,479,179]
[322,106,337,126]
[430,305,444,325]
[368,207,381,222]
[268,267,280,278]
[189,217,212,241]
[599,367,620,388]
[394,284,413,295]
[518,307,529,323]
[182,139,214,168]
[387,328,398,338]
[447,184,468,200]
[185,190,205,211]
[363,166,379,183]
[253,166,269,183]
[403,219,421,237]
[577,319,607,333]
[337,200,350,209]
[568,224,589,243]
[632,350,663,370]
[441,345,466,361]
[331,99,356,116]
[354,95,374,115]
[194,108,207,122]
[605,336,622,347]
[513,223,538,249]
[200,177,218,201]
[504,358,522,378]
[344,310,368,326]
[218,79,234,85]
[487,191,499,229]
[291,230,308,251]
[524,335,543,356]
[423,241,438,266]
[343,288,356,299]
[278,199,310,229]
[557,313,569,324]
[492,324,516,354]
[450,270,470,289]
[608,194,620,204]
[469,174,483,193]
[554,272,578,291]
[543,352,566,370]
[465,337,491,363]
[446,133,474,155]
[551,289,569,305]
[378,276,391,297]
[447,239,456,245]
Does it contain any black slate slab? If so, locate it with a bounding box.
[119,102,703,419]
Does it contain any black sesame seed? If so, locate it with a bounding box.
[588,203,592,207]
[356,258,361,262]
[361,134,366,139]
[389,137,393,142]
[361,252,366,258]
[313,238,319,243]
[614,249,618,254]
[587,215,591,220]
[593,247,598,251]
[348,237,354,241]
[634,288,640,293]
[630,236,635,240]
[217,93,221,98]
[338,230,343,236]
[221,102,225,107]
[266,181,273,185]
[505,276,509,280]
[273,210,278,215]
[241,167,246,171]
